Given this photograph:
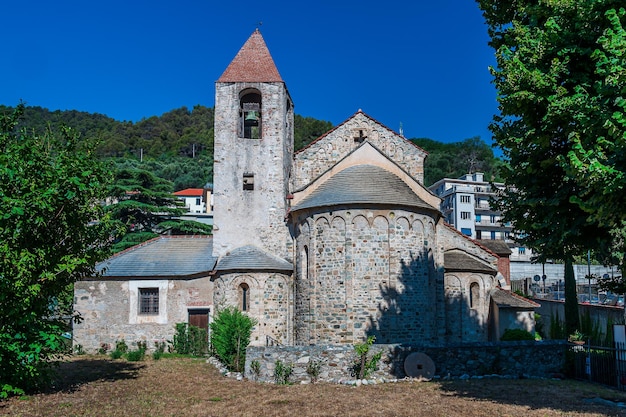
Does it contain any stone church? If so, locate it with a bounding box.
[73,30,535,352]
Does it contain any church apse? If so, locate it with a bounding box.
[292,207,444,345]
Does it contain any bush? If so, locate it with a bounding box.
[500,328,535,341]
[274,360,293,385]
[350,336,382,379]
[171,323,208,356]
[210,306,256,372]
[153,340,166,360]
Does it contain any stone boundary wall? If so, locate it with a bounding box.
[245,341,567,383]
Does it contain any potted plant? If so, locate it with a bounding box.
[569,330,586,345]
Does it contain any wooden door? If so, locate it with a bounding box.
[188,309,209,332]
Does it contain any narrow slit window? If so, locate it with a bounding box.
[239,283,250,311]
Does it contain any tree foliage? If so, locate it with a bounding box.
[106,161,211,253]
[0,104,115,397]
[209,306,256,373]
[294,114,333,150]
[476,0,626,333]
[411,136,504,186]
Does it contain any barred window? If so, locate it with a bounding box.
[139,288,159,315]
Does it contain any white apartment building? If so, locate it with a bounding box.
[429,173,532,262]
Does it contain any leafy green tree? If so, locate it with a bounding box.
[209,306,256,372]
[106,161,211,252]
[476,0,624,335]
[411,136,504,186]
[0,104,115,397]
[294,115,333,150]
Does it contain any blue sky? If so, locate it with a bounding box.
[2,1,497,146]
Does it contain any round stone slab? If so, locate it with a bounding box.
[404,352,436,380]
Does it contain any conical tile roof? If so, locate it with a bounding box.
[217,29,283,82]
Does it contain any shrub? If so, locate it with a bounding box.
[98,343,110,355]
[209,306,257,372]
[306,359,322,383]
[115,339,128,354]
[274,360,293,385]
[249,360,261,381]
[73,344,85,355]
[350,336,382,380]
[153,340,166,360]
[500,328,535,341]
[171,323,208,356]
[110,349,123,360]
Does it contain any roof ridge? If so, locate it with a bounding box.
[295,110,429,156]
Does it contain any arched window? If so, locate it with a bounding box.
[301,245,309,281]
[470,282,480,309]
[240,91,262,139]
[239,283,250,311]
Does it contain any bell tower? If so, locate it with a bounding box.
[212,29,294,261]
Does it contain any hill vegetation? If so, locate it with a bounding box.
[0,104,503,188]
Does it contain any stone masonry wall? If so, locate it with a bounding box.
[293,207,444,346]
[73,277,212,353]
[213,82,292,261]
[292,113,427,190]
[245,341,567,383]
[213,272,293,346]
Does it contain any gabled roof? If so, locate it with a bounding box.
[490,288,540,309]
[217,29,283,83]
[444,249,497,274]
[215,245,293,272]
[291,164,436,213]
[95,236,216,279]
[174,188,204,197]
[295,110,427,156]
[476,239,512,256]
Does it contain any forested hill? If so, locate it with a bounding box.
[0,104,502,188]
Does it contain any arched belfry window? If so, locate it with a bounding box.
[239,283,250,311]
[240,91,262,139]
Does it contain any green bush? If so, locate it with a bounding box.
[171,323,208,356]
[209,306,256,373]
[274,359,293,385]
[350,336,382,379]
[500,328,535,341]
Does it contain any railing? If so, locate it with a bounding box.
[570,342,626,390]
[266,335,282,346]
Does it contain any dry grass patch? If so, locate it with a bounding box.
[1,355,626,417]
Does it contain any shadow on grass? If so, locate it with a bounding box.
[436,378,626,415]
[44,357,145,394]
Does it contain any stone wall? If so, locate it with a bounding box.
[213,272,293,346]
[292,112,427,190]
[212,81,293,260]
[73,277,212,352]
[292,207,444,346]
[245,341,567,383]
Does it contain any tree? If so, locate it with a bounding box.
[476,0,624,335]
[106,161,212,252]
[411,136,504,186]
[0,104,116,397]
[209,306,256,372]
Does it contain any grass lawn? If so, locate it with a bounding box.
[2,355,626,416]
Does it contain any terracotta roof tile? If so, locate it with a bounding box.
[174,188,204,197]
[218,29,283,82]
